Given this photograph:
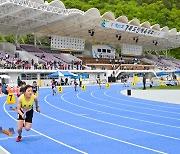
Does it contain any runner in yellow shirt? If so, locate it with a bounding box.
[16,85,40,142]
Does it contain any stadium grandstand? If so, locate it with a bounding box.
[0,0,180,86]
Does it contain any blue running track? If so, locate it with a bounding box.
[0,83,180,154]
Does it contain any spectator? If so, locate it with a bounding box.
[143,74,146,90]
[60,78,64,86]
[2,83,8,95]
[74,79,78,92]
[65,78,68,85]
[79,76,82,87]
[31,59,34,66]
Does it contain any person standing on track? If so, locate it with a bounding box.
[32,81,38,96]
[19,81,26,97]
[10,81,26,111]
[79,76,82,87]
[97,78,101,89]
[16,85,40,142]
[51,78,56,95]
[143,73,146,90]
[74,79,78,92]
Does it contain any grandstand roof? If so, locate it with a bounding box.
[0,0,179,51]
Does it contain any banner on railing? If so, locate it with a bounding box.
[101,20,165,38]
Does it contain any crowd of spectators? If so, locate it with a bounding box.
[1,49,180,71]
[0,52,84,70]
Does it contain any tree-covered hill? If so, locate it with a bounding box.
[56,0,180,31]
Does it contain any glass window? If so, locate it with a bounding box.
[107,49,111,53]
[40,73,58,80]
[97,49,101,52]
[102,49,106,53]
[21,74,26,80]
[21,73,37,80]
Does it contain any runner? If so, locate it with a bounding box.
[51,78,56,95]
[16,85,40,142]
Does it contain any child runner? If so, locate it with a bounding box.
[16,85,40,142]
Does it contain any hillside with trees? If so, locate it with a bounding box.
[58,0,180,31]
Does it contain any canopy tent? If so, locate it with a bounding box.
[174,70,180,73]
[71,75,79,79]
[0,75,11,79]
[78,73,88,79]
[61,71,78,77]
[71,73,89,79]
[48,71,78,78]
[47,71,64,78]
[156,72,169,76]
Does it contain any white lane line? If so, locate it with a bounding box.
[87,90,180,121]
[3,102,87,154]
[33,99,167,154]
[0,145,10,154]
[90,90,180,115]
[7,111,16,113]
[45,94,180,141]
[105,89,180,110]
[0,135,41,140]
[76,114,89,116]
[73,91,180,129]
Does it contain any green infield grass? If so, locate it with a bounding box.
[135,85,180,90]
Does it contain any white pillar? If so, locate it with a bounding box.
[165,50,168,58]
[20,35,25,44]
[15,34,18,45]
[34,34,37,47]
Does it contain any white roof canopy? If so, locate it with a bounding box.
[0,0,179,51]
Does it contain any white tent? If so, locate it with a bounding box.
[0,75,11,79]
[47,71,64,78]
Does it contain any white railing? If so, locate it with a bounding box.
[7,0,84,16]
[0,0,8,4]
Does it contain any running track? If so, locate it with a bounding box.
[0,83,180,154]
